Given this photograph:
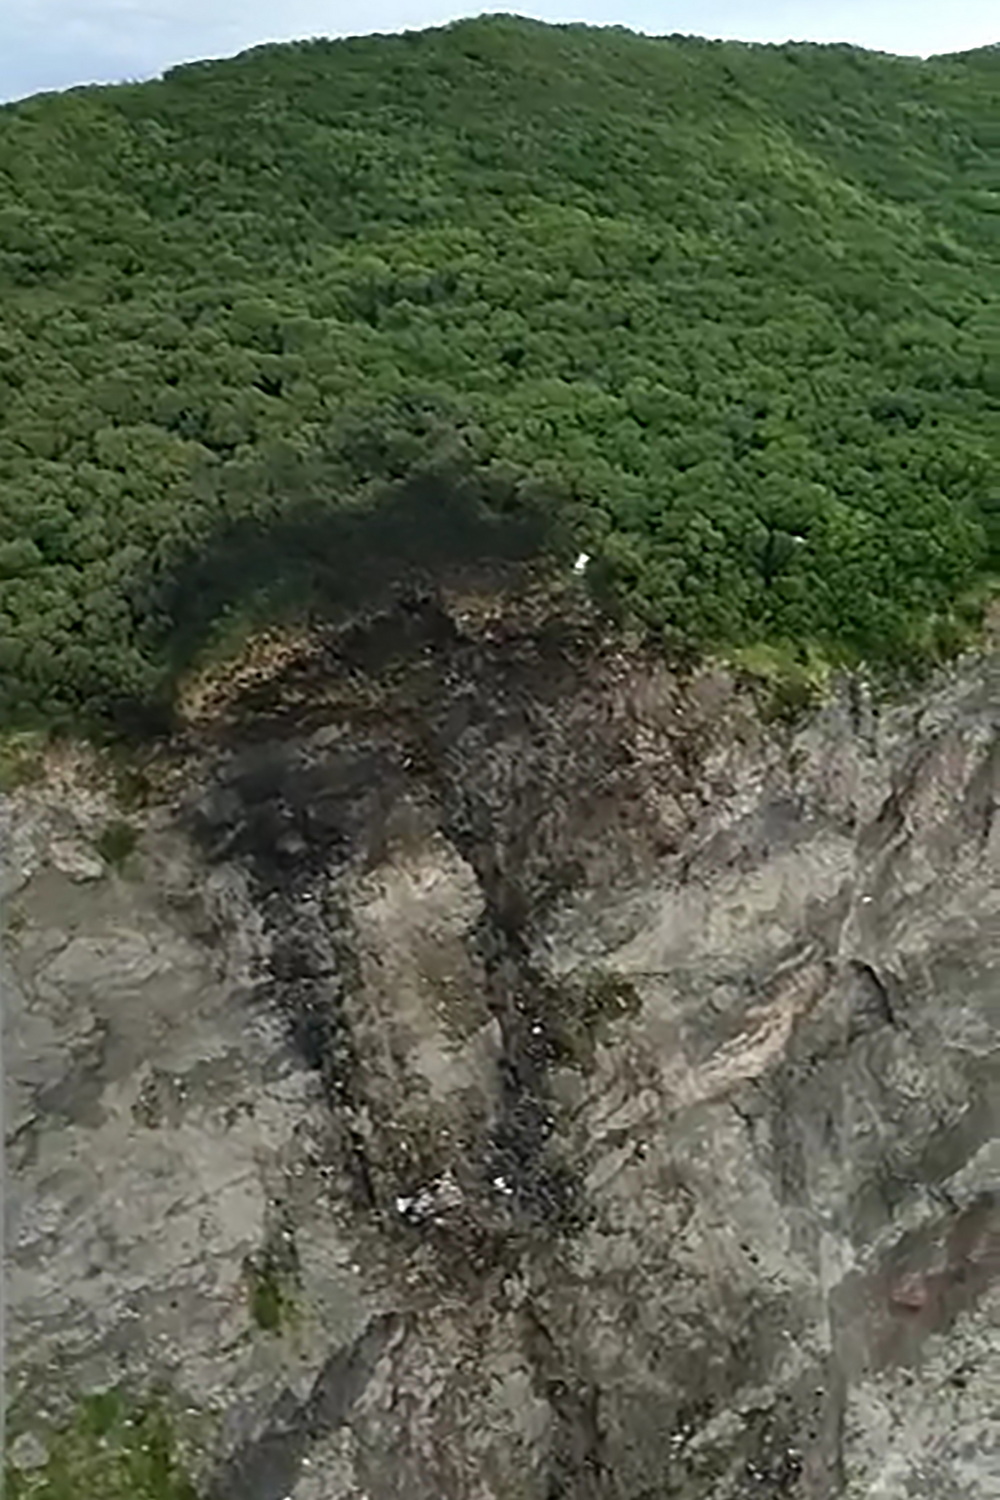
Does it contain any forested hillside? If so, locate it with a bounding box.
[0,17,997,729]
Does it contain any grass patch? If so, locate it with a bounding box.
[0,731,47,793]
[4,1390,201,1500]
[243,1228,300,1334]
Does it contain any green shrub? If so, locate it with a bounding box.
[95,820,138,867]
[243,1232,300,1334]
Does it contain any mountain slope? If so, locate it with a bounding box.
[0,17,997,727]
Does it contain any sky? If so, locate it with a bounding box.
[2,0,997,103]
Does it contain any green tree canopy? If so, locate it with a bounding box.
[0,19,997,727]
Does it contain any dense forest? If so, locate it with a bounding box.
[0,17,997,730]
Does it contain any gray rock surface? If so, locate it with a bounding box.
[4,595,998,1498]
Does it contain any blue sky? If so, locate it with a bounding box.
[2,1,997,103]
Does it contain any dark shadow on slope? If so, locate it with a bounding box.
[206,1314,399,1500]
[114,465,567,737]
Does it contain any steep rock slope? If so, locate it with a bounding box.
[4,594,999,1498]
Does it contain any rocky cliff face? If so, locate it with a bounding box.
[4,586,999,1499]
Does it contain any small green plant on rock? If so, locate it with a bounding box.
[4,1389,200,1500]
[95,819,138,868]
[243,1229,300,1334]
[547,969,642,1070]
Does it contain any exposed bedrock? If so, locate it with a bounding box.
[5,594,999,1497]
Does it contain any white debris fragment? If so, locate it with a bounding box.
[395,1170,464,1222]
[573,551,591,575]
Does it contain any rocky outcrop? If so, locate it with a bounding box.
[4,591,999,1498]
